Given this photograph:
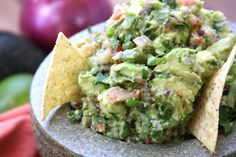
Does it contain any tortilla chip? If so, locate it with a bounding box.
[189,44,236,153]
[42,32,90,121]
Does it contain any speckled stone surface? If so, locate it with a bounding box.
[30,22,236,157]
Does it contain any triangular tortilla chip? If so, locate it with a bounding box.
[42,32,90,121]
[189,44,236,153]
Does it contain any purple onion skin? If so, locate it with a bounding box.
[20,0,112,53]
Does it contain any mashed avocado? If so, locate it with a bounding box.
[219,60,236,134]
[68,0,236,144]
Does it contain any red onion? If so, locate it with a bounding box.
[195,62,205,74]
[133,35,152,48]
[20,0,112,53]
[183,57,195,65]
[107,87,140,103]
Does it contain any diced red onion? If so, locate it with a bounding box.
[133,35,152,48]
[183,57,195,65]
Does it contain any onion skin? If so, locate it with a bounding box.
[20,0,112,53]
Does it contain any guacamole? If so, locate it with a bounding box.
[219,60,236,134]
[68,0,236,144]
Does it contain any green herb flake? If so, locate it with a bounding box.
[127,82,142,90]
[67,110,83,122]
[87,27,92,34]
[95,73,109,84]
[142,69,150,79]
[159,0,176,8]
[111,38,119,50]
[147,55,165,66]
[107,27,115,38]
[126,99,143,107]
[226,82,236,108]
[219,119,233,134]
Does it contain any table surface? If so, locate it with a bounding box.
[0,0,235,34]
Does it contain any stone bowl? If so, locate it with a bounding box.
[30,22,236,157]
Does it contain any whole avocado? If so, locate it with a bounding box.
[0,73,33,113]
[0,32,45,79]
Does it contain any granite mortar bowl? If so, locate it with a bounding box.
[30,23,236,157]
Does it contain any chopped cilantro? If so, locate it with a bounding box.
[126,99,143,107]
[95,73,109,84]
[87,27,92,34]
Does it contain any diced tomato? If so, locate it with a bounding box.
[145,138,154,144]
[112,10,123,21]
[107,88,140,103]
[176,91,183,97]
[194,37,204,46]
[164,22,173,32]
[191,23,201,30]
[191,33,205,47]
[130,90,141,99]
[188,14,202,30]
[79,43,96,57]
[96,123,106,133]
[112,44,123,56]
[176,0,199,6]
[112,44,123,64]
[116,44,123,52]
[135,76,145,84]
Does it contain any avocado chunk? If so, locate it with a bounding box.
[135,112,151,141]
[150,75,194,127]
[98,87,127,120]
[0,32,45,79]
[110,62,152,85]
[207,34,236,61]
[155,48,198,73]
[153,32,176,55]
[79,71,106,96]
[202,9,232,38]
[119,121,131,140]
[81,97,97,116]
[196,50,220,78]
[155,66,203,96]
[105,120,131,140]
[196,34,236,78]
[112,49,147,64]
